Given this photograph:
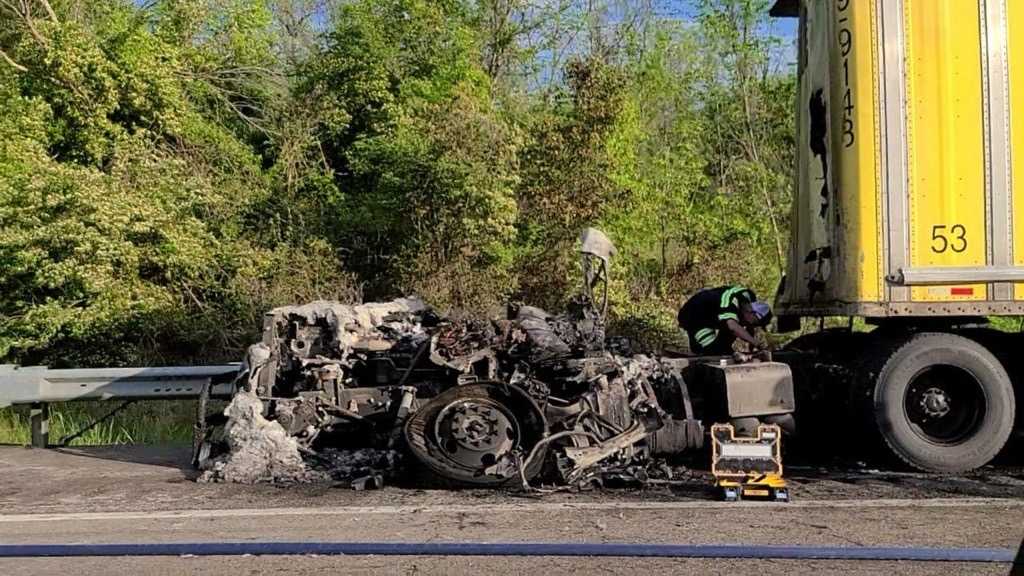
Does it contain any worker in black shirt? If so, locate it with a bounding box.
[677,285,772,355]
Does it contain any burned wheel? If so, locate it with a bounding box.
[404,382,547,487]
[433,398,519,471]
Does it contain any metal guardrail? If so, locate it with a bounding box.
[0,364,239,448]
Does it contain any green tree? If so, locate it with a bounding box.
[0,0,355,365]
[514,57,630,309]
[694,0,795,294]
[301,0,520,311]
[0,0,798,364]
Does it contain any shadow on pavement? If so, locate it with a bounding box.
[52,444,196,476]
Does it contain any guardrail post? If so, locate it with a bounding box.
[30,402,49,448]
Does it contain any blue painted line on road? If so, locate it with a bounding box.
[0,542,1016,562]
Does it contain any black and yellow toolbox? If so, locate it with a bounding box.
[710,423,789,502]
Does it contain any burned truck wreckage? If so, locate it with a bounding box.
[196,230,796,488]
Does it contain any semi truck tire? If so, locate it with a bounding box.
[870,332,1015,472]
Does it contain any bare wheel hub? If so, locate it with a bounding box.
[919,387,951,419]
[449,403,506,451]
[435,399,517,468]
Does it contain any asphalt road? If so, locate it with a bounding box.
[0,445,1021,575]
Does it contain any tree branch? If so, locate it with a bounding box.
[0,47,27,72]
[23,15,46,45]
[1,1,52,45]
[37,0,57,23]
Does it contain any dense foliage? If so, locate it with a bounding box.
[0,0,794,365]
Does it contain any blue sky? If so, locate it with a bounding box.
[651,0,799,67]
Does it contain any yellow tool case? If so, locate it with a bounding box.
[710,423,789,502]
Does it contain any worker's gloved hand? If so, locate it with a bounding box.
[733,346,771,364]
[732,350,753,363]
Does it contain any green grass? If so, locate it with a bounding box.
[987,316,1024,332]
[0,400,198,446]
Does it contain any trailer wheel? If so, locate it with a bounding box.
[870,333,1015,472]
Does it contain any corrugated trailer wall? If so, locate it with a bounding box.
[777,0,1024,319]
[1012,0,1024,300]
[830,0,882,304]
[904,0,986,303]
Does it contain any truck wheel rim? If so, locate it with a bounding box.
[903,365,986,445]
[434,398,519,470]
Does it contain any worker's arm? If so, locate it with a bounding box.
[725,318,762,348]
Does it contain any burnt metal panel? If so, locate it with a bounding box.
[705,362,796,419]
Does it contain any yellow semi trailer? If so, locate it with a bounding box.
[770,0,1020,471]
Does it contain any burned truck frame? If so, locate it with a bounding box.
[197,230,796,487]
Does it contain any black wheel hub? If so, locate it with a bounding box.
[904,365,986,445]
[919,387,951,419]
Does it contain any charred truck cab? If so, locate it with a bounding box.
[198,229,798,488]
[770,0,1020,471]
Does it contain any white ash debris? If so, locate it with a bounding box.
[616,354,675,384]
[201,298,438,486]
[272,297,430,362]
[199,390,326,484]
